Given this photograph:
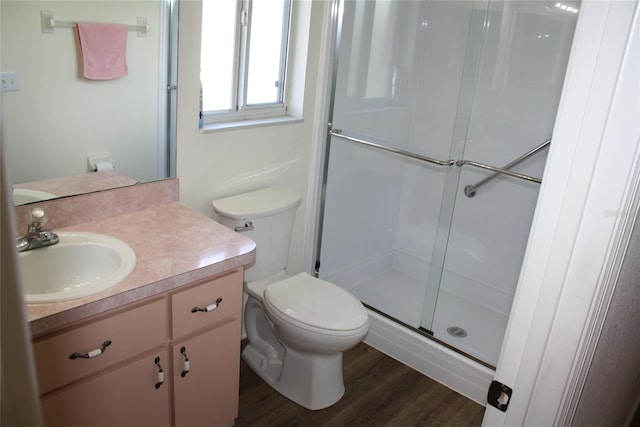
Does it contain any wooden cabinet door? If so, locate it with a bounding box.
[41,348,171,427]
[173,319,241,427]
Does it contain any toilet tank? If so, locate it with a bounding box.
[211,187,302,282]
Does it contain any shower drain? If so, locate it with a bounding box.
[446,326,468,338]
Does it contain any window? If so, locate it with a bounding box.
[200,0,292,127]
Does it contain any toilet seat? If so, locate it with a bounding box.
[264,273,368,336]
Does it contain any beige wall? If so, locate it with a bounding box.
[176,0,327,274]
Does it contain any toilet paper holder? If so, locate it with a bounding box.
[87,153,115,172]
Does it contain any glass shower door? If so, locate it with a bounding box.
[317,0,579,367]
[419,1,578,365]
[318,0,485,329]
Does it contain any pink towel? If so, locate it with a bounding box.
[77,22,128,80]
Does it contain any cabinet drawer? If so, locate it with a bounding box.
[171,269,242,339]
[41,348,172,427]
[34,298,167,395]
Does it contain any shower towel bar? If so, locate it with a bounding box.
[462,138,551,197]
[329,128,549,193]
[457,159,542,184]
[40,10,149,37]
[329,129,455,167]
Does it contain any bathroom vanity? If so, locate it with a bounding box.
[34,270,242,426]
[19,179,255,427]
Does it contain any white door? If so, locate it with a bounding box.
[483,1,640,424]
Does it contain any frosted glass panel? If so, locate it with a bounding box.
[319,139,444,328]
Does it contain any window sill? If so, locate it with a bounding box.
[199,115,303,134]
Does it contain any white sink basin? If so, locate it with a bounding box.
[13,189,56,205]
[19,232,137,304]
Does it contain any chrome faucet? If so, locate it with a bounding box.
[16,207,59,252]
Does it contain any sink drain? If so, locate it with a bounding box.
[447,326,468,338]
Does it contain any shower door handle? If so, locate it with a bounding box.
[329,129,455,167]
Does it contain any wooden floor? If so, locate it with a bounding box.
[235,343,485,426]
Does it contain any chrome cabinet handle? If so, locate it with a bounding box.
[191,297,222,313]
[154,356,165,389]
[180,347,190,377]
[69,340,112,359]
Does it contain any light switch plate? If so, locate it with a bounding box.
[1,72,19,92]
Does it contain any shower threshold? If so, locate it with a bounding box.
[364,303,495,370]
[362,308,495,405]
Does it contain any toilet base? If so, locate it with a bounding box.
[242,342,345,410]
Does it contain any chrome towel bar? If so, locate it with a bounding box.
[462,138,551,197]
[328,129,550,196]
[457,159,542,183]
[329,129,455,167]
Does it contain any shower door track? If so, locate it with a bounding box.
[363,302,496,370]
[329,128,546,188]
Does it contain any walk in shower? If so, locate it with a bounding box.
[316,0,578,367]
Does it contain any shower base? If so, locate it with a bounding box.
[321,251,513,401]
[348,268,509,366]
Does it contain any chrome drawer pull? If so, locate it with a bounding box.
[180,347,190,377]
[69,340,112,360]
[191,297,223,313]
[154,357,164,389]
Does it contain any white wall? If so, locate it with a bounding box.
[176,0,326,274]
[1,1,161,185]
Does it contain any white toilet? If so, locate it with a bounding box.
[211,187,369,410]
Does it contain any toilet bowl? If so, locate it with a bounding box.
[265,273,369,353]
[211,187,369,410]
[244,272,369,409]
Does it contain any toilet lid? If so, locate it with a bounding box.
[264,273,368,332]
